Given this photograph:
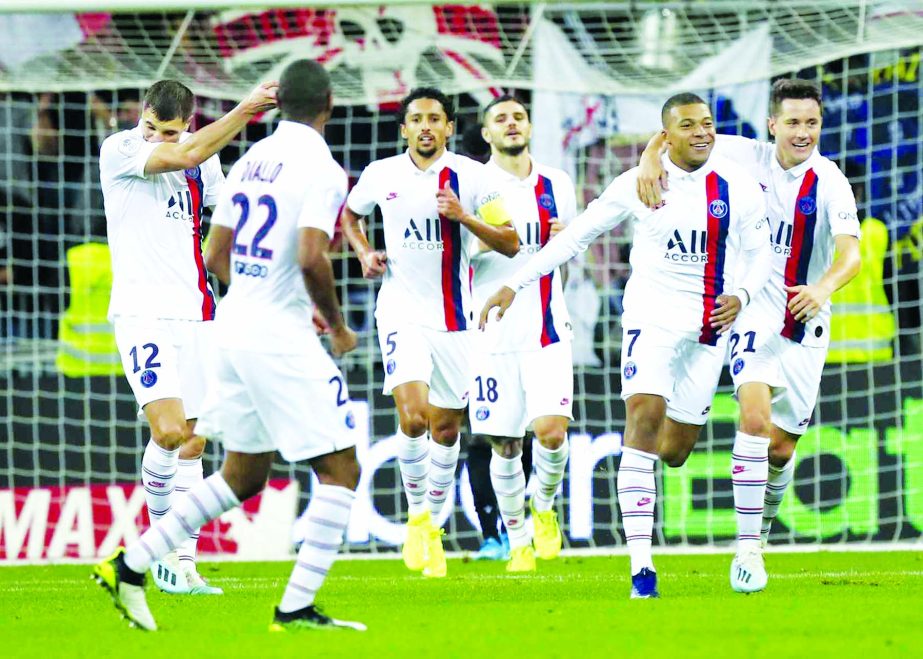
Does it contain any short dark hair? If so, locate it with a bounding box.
[400,87,455,123]
[770,78,823,116]
[481,94,529,125]
[661,92,708,128]
[277,59,331,121]
[143,80,195,122]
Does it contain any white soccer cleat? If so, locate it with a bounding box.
[93,548,158,631]
[730,549,768,593]
[151,551,191,594]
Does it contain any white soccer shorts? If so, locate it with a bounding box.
[377,322,474,410]
[194,340,360,463]
[468,339,574,437]
[728,325,827,436]
[619,321,726,425]
[113,317,215,419]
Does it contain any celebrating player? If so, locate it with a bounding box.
[638,78,861,593]
[99,77,276,593]
[340,87,518,578]
[468,96,576,572]
[481,93,771,598]
[94,59,365,632]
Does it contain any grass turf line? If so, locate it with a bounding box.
[1,552,920,658]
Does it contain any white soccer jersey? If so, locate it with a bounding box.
[713,136,861,347]
[507,153,769,345]
[347,149,507,332]
[209,120,348,354]
[472,158,575,353]
[100,126,225,321]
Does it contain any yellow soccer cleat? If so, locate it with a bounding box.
[422,526,447,578]
[531,501,563,560]
[92,547,158,631]
[402,511,432,571]
[506,545,536,573]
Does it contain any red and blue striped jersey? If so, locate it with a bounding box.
[472,158,575,352]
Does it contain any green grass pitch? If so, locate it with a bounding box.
[2,552,921,658]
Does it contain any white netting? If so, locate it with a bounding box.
[1,2,922,561]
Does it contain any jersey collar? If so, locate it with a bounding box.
[275,120,328,151]
[403,148,454,176]
[771,144,820,179]
[662,152,712,182]
[485,156,537,186]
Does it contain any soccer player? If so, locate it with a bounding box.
[99,77,276,593]
[93,59,365,632]
[481,93,771,598]
[468,96,576,572]
[637,79,861,593]
[340,87,518,578]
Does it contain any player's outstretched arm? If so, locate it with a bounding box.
[143,81,278,176]
[637,131,669,209]
[299,227,357,356]
[436,182,519,257]
[479,286,516,330]
[204,226,234,285]
[339,205,387,279]
[786,234,861,322]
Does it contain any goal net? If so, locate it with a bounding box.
[1,1,921,562]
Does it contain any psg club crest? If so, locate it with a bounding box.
[623,361,637,380]
[708,199,728,218]
[386,359,396,375]
[538,193,555,210]
[140,369,157,388]
[344,411,356,430]
[184,166,201,179]
[475,406,490,421]
[732,358,745,375]
[799,196,816,215]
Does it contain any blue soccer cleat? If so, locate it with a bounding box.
[473,537,509,561]
[630,568,660,599]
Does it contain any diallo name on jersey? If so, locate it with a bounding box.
[240,160,284,183]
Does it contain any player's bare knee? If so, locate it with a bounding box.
[490,438,522,458]
[399,411,428,438]
[534,423,567,450]
[660,445,691,468]
[739,407,772,438]
[150,420,190,451]
[179,434,206,459]
[313,449,361,490]
[769,439,796,466]
[430,425,460,446]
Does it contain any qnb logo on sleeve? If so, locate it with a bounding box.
[165,191,194,223]
[664,229,709,263]
[402,217,444,251]
[773,222,795,256]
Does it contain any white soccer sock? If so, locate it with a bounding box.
[397,429,429,516]
[732,432,770,550]
[490,451,529,549]
[762,452,796,539]
[141,439,178,525]
[532,437,569,513]
[617,446,657,575]
[125,473,240,574]
[278,485,355,613]
[175,456,204,568]
[426,438,460,518]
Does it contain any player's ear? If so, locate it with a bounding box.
[481,125,492,145]
[400,122,408,140]
[767,116,776,138]
[445,120,455,138]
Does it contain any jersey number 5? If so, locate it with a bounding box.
[232,193,278,260]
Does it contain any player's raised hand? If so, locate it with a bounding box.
[785,283,830,322]
[550,221,566,238]
[636,132,669,209]
[710,294,742,333]
[479,286,516,330]
[329,324,358,356]
[242,81,279,115]
[360,250,388,279]
[436,181,465,221]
